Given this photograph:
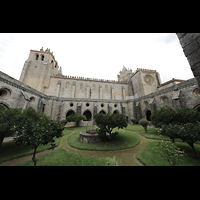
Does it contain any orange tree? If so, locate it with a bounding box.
[13,107,65,166]
[94,113,127,140]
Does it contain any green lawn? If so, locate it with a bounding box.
[67,129,141,151]
[3,124,200,166]
[136,141,200,166]
[17,148,120,166]
[0,129,72,163]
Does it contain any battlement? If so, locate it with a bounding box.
[51,73,128,84]
[132,68,158,77]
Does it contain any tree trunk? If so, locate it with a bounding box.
[32,146,38,166]
[0,137,4,150]
[189,143,197,157]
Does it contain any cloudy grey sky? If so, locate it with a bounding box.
[0,33,194,83]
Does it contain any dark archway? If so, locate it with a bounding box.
[99,110,106,114]
[146,110,152,121]
[83,110,92,121]
[113,110,119,114]
[66,110,75,118]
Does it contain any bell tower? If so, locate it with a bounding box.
[20,48,59,93]
[131,68,161,98]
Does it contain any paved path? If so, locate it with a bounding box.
[0,130,150,166]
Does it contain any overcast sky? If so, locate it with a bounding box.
[0,33,194,83]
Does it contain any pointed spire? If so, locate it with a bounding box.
[58,67,62,74]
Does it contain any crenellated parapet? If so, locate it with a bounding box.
[51,74,128,84]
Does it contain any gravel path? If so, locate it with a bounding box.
[0,130,149,166]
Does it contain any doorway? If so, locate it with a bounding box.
[146,110,152,121]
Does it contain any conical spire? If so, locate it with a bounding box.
[58,67,62,74]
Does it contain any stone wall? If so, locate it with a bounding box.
[0,71,47,112]
[176,33,200,87]
[45,75,129,101]
[131,77,200,120]
[2,41,200,125]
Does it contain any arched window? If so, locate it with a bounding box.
[83,110,92,121]
[35,54,39,60]
[66,82,69,88]
[0,88,11,99]
[29,97,35,104]
[41,55,44,61]
[161,96,169,104]
[99,110,106,114]
[80,83,83,90]
[66,110,75,118]
[113,110,119,114]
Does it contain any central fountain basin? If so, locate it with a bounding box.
[79,130,101,143]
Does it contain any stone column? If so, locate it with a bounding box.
[176,33,200,87]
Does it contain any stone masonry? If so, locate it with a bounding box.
[1,44,200,124]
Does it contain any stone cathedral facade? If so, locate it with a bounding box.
[1,47,200,125]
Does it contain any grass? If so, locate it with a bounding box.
[67,129,141,151]
[136,141,200,166]
[0,136,61,163]
[17,148,120,166]
[126,125,181,141]
[3,124,200,166]
[0,128,73,163]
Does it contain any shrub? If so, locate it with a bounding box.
[160,123,200,156]
[172,108,200,125]
[139,119,149,133]
[0,107,23,148]
[131,118,138,124]
[13,107,64,166]
[151,106,200,128]
[153,140,184,166]
[66,114,86,127]
[151,106,176,128]
[94,113,127,140]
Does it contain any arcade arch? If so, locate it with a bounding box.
[66,110,75,118]
[83,110,92,121]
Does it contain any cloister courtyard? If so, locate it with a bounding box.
[1,124,200,166]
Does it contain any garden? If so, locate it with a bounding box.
[1,105,200,166]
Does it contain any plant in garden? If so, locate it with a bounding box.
[66,114,86,127]
[154,140,184,166]
[0,106,23,149]
[151,106,176,128]
[130,118,138,124]
[139,119,149,133]
[13,107,64,166]
[161,123,200,156]
[94,113,127,140]
[151,106,200,128]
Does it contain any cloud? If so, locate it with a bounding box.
[155,33,179,45]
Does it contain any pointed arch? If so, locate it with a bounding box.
[113,110,120,114]
[99,110,106,114]
[66,109,75,118]
[144,109,152,121]
[83,110,92,121]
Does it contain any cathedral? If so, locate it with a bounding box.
[1,47,200,125]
